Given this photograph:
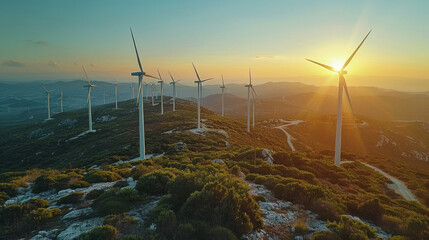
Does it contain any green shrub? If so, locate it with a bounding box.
[230,165,241,176]
[86,189,105,200]
[24,198,50,210]
[0,204,24,225]
[70,180,90,189]
[57,192,84,205]
[26,208,61,224]
[358,198,384,223]
[84,170,122,183]
[208,226,238,240]
[310,200,339,221]
[78,225,118,240]
[94,188,140,215]
[0,191,10,205]
[326,216,377,240]
[136,170,175,195]
[388,236,410,240]
[0,183,17,196]
[123,235,144,240]
[104,213,138,232]
[293,217,309,235]
[312,231,341,240]
[113,180,129,188]
[156,209,177,239]
[175,223,196,240]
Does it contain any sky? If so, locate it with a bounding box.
[0,0,428,91]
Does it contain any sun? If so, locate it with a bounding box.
[332,61,343,71]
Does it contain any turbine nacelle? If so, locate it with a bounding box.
[131,72,144,76]
[337,70,347,75]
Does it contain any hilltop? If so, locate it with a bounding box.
[0,97,428,240]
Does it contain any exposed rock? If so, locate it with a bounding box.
[61,207,94,221]
[57,119,77,129]
[57,217,103,240]
[96,115,117,123]
[376,131,397,147]
[28,128,54,140]
[262,149,274,165]
[212,159,225,164]
[174,142,187,151]
[225,141,231,147]
[128,196,162,223]
[344,215,391,239]
[30,229,58,240]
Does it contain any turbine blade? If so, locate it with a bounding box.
[251,86,257,96]
[222,74,224,87]
[157,68,162,81]
[305,59,336,72]
[41,84,48,92]
[192,63,201,81]
[342,30,372,70]
[201,78,213,82]
[144,74,160,80]
[340,75,353,112]
[82,65,90,85]
[130,28,144,73]
[249,68,252,84]
[175,80,181,83]
[169,71,175,82]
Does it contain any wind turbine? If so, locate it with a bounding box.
[82,66,96,133]
[130,28,159,160]
[103,88,107,104]
[306,30,371,166]
[157,69,164,115]
[58,90,64,113]
[114,81,118,109]
[245,69,256,132]
[169,71,180,111]
[192,63,213,129]
[252,89,257,127]
[143,81,149,102]
[150,83,156,106]
[220,75,226,117]
[130,83,135,99]
[41,85,55,120]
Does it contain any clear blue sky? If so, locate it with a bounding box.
[1,0,428,91]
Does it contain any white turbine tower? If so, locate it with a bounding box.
[192,63,213,130]
[306,30,371,166]
[42,85,55,120]
[157,69,164,115]
[150,83,156,106]
[58,90,64,113]
[245,69,256,132]
[169,71,180,112]
[252,89,257,127]
[82,66,96,133]
[114,81,118,109]
[143,82,149,102]
[130,83,135,99]
[103,88,107,104]
[130,28,159,160]
[220,75,226,117]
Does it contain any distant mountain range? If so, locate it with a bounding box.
[1,80,429,125]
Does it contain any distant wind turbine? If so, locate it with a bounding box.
[192,63,213,129]
[143,82,149,102]
[103,88,107,104]
[130,28,159,160]
[169,71,180,111]
[41,85,55,120]
[157,69,164,115]
[220,75,226,117]
[58,90,64,113]
[114,81,118,109]
[130,83,135,99]
[82,66,96,133]
[150,83,156,106]
[306,30,371,166]
[245,69,256,132]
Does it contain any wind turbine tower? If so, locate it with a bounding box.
[157,69,164,114]
[306,30,371,166]
[103,88,107,104]
[130,28,159,160]
[245,69,256,132]
[42,85,55,120]
[169,71,180,111]
[114,81,118,109]
[192,63,213,129]
[82,66,96,133]
[220,75,226,117]
[58,90,64,113]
